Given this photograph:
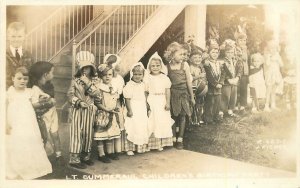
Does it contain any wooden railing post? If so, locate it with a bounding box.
[72,39,77,76]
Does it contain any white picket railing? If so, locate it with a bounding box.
[72,5,159,74]
[24,5,100,62]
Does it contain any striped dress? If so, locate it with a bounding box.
[67,77,98,163]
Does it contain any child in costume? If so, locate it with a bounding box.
[189,45,208,125]
[249,53,266,112]
[219,40,242,117]
[164,42,195,149]
[123,63,150,155]
[263,40,283,111]
[147,52,174,151]
[67,51,98,169]
[203,40,225,124]
[94,63,121,163]
[104,54,126,153]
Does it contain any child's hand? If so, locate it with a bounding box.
[80,102,89,108]
[127,110,133,117]
[216,84,222,89]
[80,74,91,85]
[39,95,49,103]
[114,107,120,112]
[165,103,170,111]
[227,78,233,85]
[50,98,56,106]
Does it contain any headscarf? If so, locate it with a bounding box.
[146,52,167,75]
[103,54,122,68]
[130,62,147,80]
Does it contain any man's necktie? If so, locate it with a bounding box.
[15,49,21,62]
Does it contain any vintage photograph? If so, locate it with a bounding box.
[1,0,299,187]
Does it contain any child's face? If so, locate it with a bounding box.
[252,57,262,67]
[102,69,113,84]
[12,72,28,90]
[237,38,246,47]
[7,29,26,48]
[209,49,219,60]
[225,49,235,60]
[182,49,190,62]
[149,60,162,75]
[190,54,202,65]
[173,49,185,63]
[45,67,54,81]
[82,66,92,76]
[132,69,144,83]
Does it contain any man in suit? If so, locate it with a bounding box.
[6,22,34,89]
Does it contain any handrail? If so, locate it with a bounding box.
[73,5,159,71]
[48,9,105,62]
[75,6,120,47]
[24,5,98,62]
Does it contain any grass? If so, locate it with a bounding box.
[184,106,297,172]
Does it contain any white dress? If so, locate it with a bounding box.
[147,74,174,138]
[123,80,149,145]
[249,66,266,99]
[6,87,52,180]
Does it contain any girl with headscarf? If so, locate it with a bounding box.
[123,62,150,156]
[146,52,174,151]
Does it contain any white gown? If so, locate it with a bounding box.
[6,86,52,180]
[123,81,149,145]
[147,74,174,138]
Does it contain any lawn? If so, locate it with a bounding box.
[184,107,297,172]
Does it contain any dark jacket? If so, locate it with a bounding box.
[6,48,34,89]
[222,58,243,85]
[204,59,225,95]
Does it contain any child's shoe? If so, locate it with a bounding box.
[158,147,164,151]
[126,151,135,156]
[69,162,87,169]
[176,142,184,150]
[55,156,65,166]
[98,156,111,163]
[218,111,224,119]
[82,159,94,166]
[107,153,119,160]
[228,110,237,117]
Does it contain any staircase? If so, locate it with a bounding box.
[25,5,186,114]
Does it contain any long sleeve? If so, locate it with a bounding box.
[219,63,225,85]
[67,79,81,108]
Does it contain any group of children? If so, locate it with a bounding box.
[67,49,180,169]
[5,21,296,178]
[186,33,296,126]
